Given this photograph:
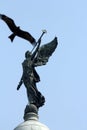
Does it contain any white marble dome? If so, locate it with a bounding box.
[14,113,50,130]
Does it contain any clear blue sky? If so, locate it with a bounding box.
[0,0,87,130]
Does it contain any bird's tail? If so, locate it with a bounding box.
[8,33,16,42]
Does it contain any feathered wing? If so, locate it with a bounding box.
[34,37,58,66]
[17,29,36,44]
[0,14,17,31]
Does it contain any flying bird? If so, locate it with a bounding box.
[0,14,36,45]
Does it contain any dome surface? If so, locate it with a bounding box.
[14,112,49,130]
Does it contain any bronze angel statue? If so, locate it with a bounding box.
[17,31,58,109]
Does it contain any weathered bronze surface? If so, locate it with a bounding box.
[17,37,58,109]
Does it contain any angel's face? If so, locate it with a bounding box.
[25,51,32,58]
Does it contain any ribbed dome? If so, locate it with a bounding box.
[14,112,49,130]
[14,105,49,130]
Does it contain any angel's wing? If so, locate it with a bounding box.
[34,37,58,66]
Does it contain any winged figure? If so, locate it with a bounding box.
[0,14,36,45]
[17,37,58,109]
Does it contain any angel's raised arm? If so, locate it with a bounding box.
[31,30,47,60]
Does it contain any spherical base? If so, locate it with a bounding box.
[23,104,38,120]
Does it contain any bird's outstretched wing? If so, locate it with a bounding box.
[0,14,17,32]
[0,14,36,44]
[16,28,36,44]
[34,37,58,66]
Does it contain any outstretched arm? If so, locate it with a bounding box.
[31,30,46,60]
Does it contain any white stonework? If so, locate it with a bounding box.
[14,113,50,130]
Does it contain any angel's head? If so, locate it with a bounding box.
[25,51,32,58]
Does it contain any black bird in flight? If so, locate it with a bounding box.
[0,14,36,45]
